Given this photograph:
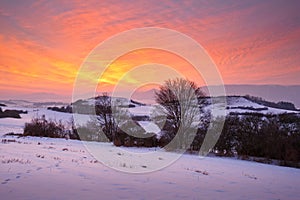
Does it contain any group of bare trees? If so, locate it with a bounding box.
[69,78,206,149]
[22,77,300,167]
[212,114,300,167]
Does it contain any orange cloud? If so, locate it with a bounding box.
[96,49,206,93]
[0,0,300,100]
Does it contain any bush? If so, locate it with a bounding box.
[0,109,27,118]
[113,120,158,147]
[73,120,109,142]
[47,105,72,113]
[23,115,66,138]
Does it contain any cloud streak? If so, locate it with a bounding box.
[0,0,300,98]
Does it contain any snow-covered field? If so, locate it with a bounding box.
[206,96,300,115]
[225,96,299,115]
[1,96,298,136]
[0,107,89,137]
[1,98,300,199]
[0,100,163,137]
[0,136,299,200]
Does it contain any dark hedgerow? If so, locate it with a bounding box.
[23,115,67,138]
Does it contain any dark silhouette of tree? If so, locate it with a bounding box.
[155,78,205,149]
[213,116,238,156]
[95,93,118,141]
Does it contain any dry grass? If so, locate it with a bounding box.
[1,158,31,164]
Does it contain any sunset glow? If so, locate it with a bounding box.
[1,0,300,100]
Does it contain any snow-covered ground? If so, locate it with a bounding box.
[1,96,299,137]
[0,136,299,200]
[137,121,161,134]
[0,99,161,136]
[128,105,154,116]
[1,98,300,199]
[0,106,89,137]
[226,96,299,115]
[205,96,300,116]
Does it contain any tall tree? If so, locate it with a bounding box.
[155,78,205,149]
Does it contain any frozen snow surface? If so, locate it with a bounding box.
[1,96,298,136]
[225,96,299,115]
[0,136,299,200]
[128,105,154,116]
[0,97,300,199]
[0,102,88,136]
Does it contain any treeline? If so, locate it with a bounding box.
[47,98,145,114]
[47,105,72,113]
[189,113,300,167]
[18,78,300,169]
[22,114,159,147]
[22,113,300,167]
[245,95,298,111]
[23,115,80,140]
[23,105,300,168]
[0,107,27,119]
[226,106,268,111]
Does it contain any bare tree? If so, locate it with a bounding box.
[95,93,117,141]
[155,78,205,149]
[95,93,131,142]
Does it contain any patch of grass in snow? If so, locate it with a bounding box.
[186,167,209,175]
[2,158,31,164]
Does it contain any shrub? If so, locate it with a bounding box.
[23,115,66,138]
[0,109,27,118]
[112,120,158,148]
[73,120,109,142]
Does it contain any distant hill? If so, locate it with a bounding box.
[131,89,157,104]
[1,85,299,108]
[1,92,71,103]
[133,85,300,108]
[201,85,300,109]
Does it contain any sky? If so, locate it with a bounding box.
[0,0,300,100]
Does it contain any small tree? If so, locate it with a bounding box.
[95,93,117,141]
[155,78,205,149]
[95,93,130,142]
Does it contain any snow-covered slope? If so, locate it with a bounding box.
[0,105,89,136]
[0,136,299,200]
[78,96,145,107]
[1,98,300,199]
[0,96,299,136]
[227,96,265,109]
[206,96,299,116]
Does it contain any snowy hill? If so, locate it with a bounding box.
[1,97,300,199]
[205,96,299,116]
[132,85,300,108]
[226,96,299,114]
[201,85,300,109]
[0,96,299,136]
[0,136,299,200]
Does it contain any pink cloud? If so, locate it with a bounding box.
[0,0,300,99]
